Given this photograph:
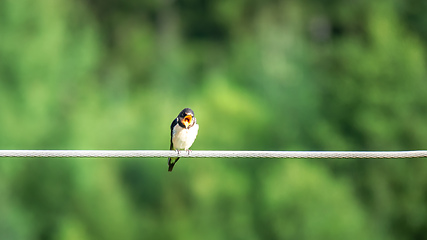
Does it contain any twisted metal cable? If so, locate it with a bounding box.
[0,150,426,158]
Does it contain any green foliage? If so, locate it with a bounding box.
[1,0,427,239]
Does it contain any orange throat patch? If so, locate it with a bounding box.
[182,115,192,128]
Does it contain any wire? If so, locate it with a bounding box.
[0,150,426,158]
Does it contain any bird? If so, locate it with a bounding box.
[168,108,199,172]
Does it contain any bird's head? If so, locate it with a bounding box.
[178,108,195,129]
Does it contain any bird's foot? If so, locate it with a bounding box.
[175,149,181,155]
[185,149,192,155]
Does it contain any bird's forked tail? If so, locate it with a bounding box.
[168,157,179,172]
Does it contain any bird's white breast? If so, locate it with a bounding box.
[172,123,199,150]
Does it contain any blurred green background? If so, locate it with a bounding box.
[1,0,427,239]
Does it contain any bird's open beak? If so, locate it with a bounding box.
[183,115,192,128]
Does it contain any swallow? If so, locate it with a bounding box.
[168,108,199,172]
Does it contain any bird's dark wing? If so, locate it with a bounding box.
[168,118,179,171]
[169,118,178,150]
[170,117,178,131]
